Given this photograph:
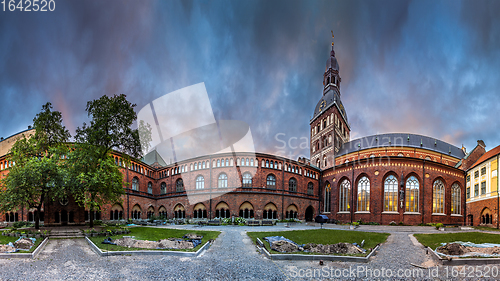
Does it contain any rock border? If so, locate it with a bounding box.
[255,238,379,263]
[85,237,211,257]
[0,237,49,259]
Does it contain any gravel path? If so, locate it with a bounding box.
[0,229,286,280]
[0,226,496,280]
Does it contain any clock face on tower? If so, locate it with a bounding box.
[319,100,326,111]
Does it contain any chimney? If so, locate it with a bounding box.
[477,140,486,149]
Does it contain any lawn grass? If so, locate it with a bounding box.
[0,235,43,253]
[89,227,220,252]
[414,232,500,250]
[247,229,389,256]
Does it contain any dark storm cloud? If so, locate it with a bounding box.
[0,0,499,158]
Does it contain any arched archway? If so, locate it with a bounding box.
[263,202,277,219]
[481,207,492,225]
[239,202,254,219]
[174,204,185,219]
[305,206,314,222]
[193,203,207,219]
[215,202,230,218]
[286,204,298,219]
[158,206,167,219]
[131,204,142,220]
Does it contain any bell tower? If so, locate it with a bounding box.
[310,34,350,170]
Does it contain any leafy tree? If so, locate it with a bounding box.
[70,94,142,227]
[0,103,70,229]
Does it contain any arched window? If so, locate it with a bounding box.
[405,176,419,212]
[245,158,248,166]
[289,178,297,192]
[307,182,314,195]
[221,159,225,167]
[266,174,276,189]
[160,182,166,194]
[202,162,206,169]
[263,203,278,219]
[218,173,228,188]
[250,159,254,166]
[196,176,204,189]
[339,180,350,212]
[217,159,220,167]
[132,177,139,191]
[324,183,331,212]
[357,176,370,212]
[194,163,198,170]
[433,179,445,214]
[242,173,252,188]
[384,175,398,212]
[225,159,229,166]
[270,161,274,169]
[451,183,461,215]
[176,179,184,192]
[147,182,153,194]
[266,160,269,168]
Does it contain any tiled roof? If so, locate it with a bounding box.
[469,144,500,170]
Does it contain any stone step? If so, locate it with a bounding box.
[49,235,85,239]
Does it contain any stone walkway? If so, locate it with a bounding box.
[0,225,495,280]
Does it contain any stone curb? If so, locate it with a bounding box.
[427,246,500,265]
[256,238,379,263]
[0,237,49,259]
[85,237,211,257]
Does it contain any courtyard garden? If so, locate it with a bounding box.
[247,229,389,256]
[88,226,220,252]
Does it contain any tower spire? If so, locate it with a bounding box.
[331,30,334,46]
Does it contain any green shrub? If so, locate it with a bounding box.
[233,217,246,225]
[12,221,33,228]
[435,223,443,230]
[352,222,360,226]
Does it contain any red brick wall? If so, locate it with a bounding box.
[466,197,499,227]
[321,156,465,225]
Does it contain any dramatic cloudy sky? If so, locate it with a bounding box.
[0,0,499,160]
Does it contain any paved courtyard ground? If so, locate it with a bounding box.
[0,225,497,280]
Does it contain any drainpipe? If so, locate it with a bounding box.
[282,160,285,220]
[126,163,130,220]
[209,155,212,219]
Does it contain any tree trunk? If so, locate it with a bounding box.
[89,206,94,228]
[34,206,41,230]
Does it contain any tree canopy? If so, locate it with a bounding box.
[69,94,142,227]
[0,102,70,229]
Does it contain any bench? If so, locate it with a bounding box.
[198,221,207,227]
[208,220,220,226]
[261,220,273,226]
[247,220,260,226]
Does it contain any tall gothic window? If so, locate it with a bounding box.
[433,179,445,214]
[242,173,252,188]
[339,180,350,212]
[324,183,331,212]
[132,177,139,191]
[384,175,398,212]
[288,178,297,192]
[357,177,370,212]
[147,182,153,194]
[266,174,276,189]
[196,176,204,189]
[405,176,419,213]
[160,182,166,195]
[451,183,461,215]
[176,179,184,192]
[307,182,314,195]
[218,173,228,188]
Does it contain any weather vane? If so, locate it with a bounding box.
[331,30,334,46]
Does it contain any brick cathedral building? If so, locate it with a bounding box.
[0,41,494,226]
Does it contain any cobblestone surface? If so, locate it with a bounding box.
[0,225,496,280]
